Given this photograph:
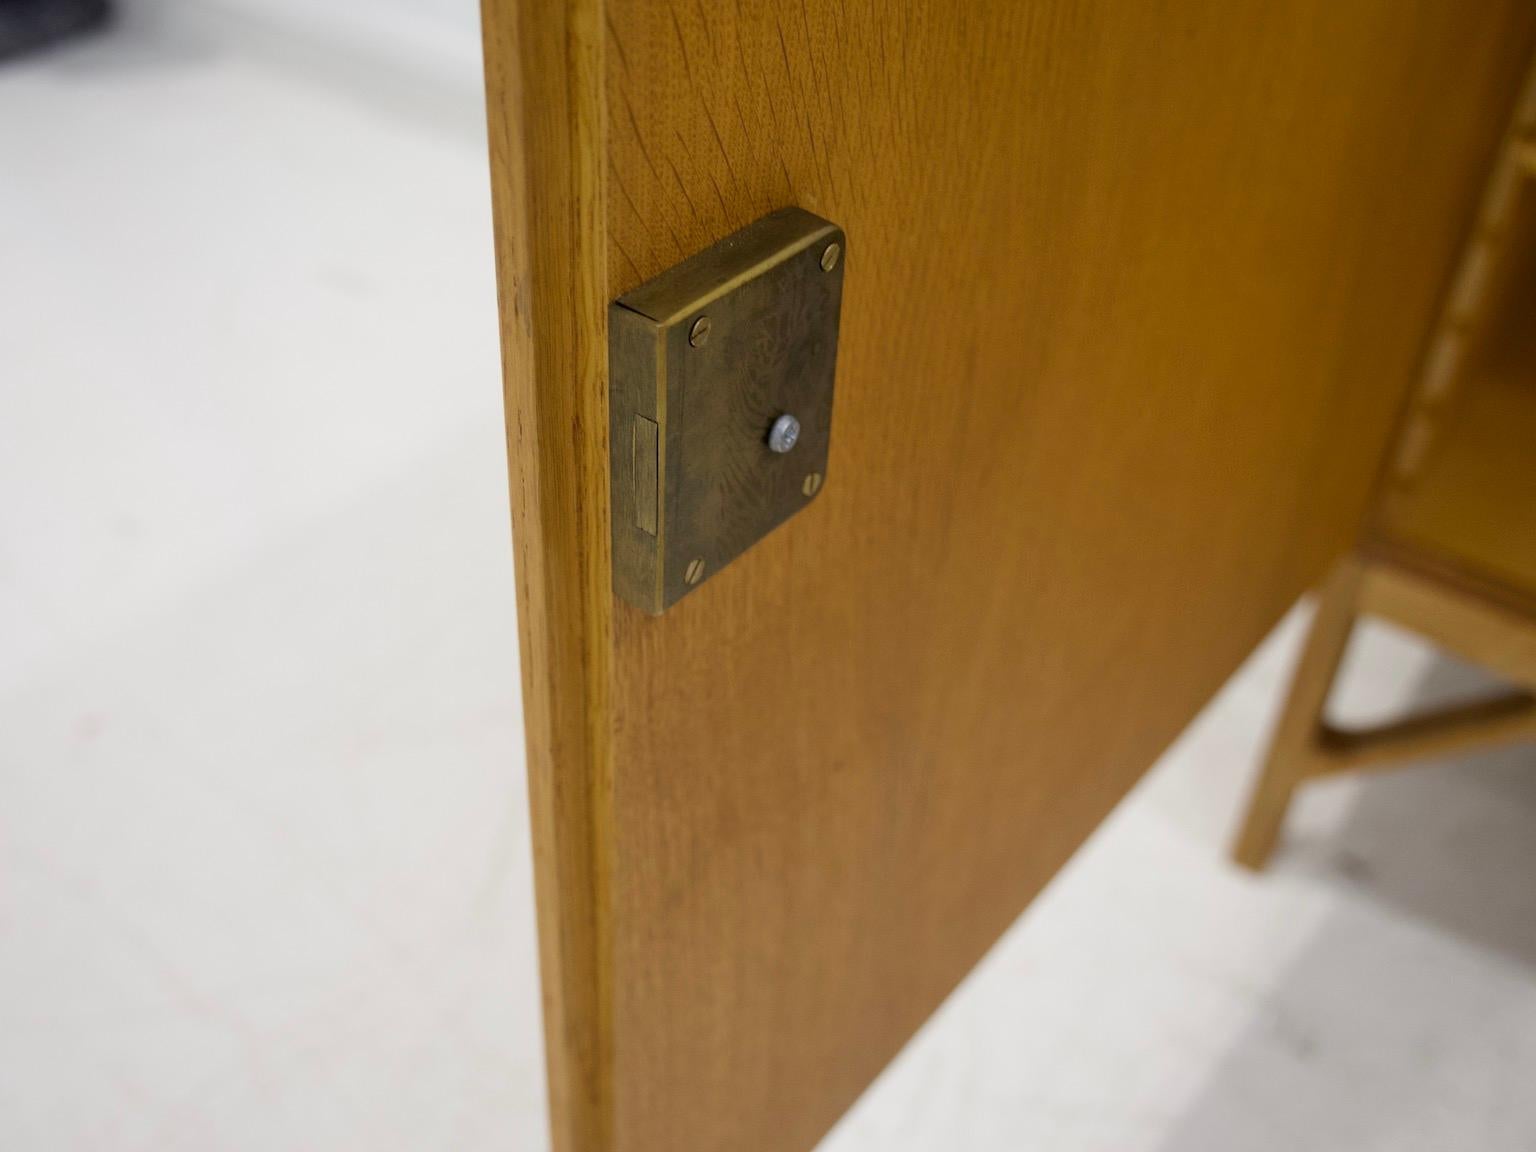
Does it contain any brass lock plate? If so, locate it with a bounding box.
[609,207,845,614]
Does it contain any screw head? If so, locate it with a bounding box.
[820,242,841,272]
[689,315,711,347]
[767,413,801,454]
[802,472,823,497]
[685,557,707,585]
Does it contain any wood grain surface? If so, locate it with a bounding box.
[482,3,1536,1151]
[481,5,613,1152]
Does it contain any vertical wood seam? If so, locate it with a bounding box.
[481,1,613,1150]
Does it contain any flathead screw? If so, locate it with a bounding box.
[803,472,823,497]
[820,242,841,272]
[685,557,707,585]
[689,316,711,347]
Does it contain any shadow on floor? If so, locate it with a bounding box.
[1157,656,1536,1152]
[7,0,222,74]
[1288,655,1536,970]
[6,0,483,141]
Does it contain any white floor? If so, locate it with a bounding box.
[3,7,1535,1151]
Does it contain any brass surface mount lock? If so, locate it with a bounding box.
[608,207,846,614]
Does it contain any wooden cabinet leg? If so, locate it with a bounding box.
[1233,556,1366,871]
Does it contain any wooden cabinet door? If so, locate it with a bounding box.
[480,3,1536,1151]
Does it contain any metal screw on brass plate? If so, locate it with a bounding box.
[803,472,823,497]
[685,557,707,585]
[820,242,841,272]
[767,413,801,454]
[689,315,711,347]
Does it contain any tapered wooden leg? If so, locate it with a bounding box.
[1232,556,1366,871]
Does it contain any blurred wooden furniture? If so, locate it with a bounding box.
[1234,58,1536,871]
